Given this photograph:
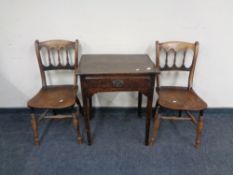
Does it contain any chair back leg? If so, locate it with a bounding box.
[72,112,83,144]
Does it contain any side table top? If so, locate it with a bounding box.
[77,54,159,75]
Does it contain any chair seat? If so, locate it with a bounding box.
[158,87,207,111]
[27,85,77,109]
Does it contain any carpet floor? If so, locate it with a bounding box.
[0,109,233,175]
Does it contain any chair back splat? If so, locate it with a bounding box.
[155,41,199,89]
[35,40,79,87]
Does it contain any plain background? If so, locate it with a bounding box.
[0,0,232,108]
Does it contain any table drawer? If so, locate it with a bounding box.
[85,76,152,89]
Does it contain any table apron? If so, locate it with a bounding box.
[83,75,154,89]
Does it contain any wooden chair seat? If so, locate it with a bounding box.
[28,85,77,109]
[158,87,207,111]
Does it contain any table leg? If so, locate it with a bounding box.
[89,96,93,119]
[138,92,142,117]
[145,92,153,145]
[82,93,93,145]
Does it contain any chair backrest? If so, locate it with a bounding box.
[156,41,199,89]
[35,39,79,87]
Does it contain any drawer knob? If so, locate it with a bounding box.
[112,80,124,87]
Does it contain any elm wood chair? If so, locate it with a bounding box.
[27,39,83,145]
[150,41,207,149]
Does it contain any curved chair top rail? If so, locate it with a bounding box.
[36,40,76,49]
[158,41,197,52]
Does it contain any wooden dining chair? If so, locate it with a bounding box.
[27,39,83,145]
[150,41,207,149]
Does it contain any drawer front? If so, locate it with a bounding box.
[85,76,152,89]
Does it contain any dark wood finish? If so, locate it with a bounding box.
[27,39,83,145]
[77,54,159,145]
[77,54,157,75]
[158,87,207,111]
[150,41,207,149]
[28,86,77,109]
[138,92,142,116]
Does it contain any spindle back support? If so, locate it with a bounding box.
[156,41,199,89]
[35,40,79,87]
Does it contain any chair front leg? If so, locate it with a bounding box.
[76,97,84,116]
[150,106,160,146]
[195,110,204,149]
[152,100,159,118]
[31,113,39,145]
[72,112,83,144]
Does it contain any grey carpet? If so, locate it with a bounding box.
[0,109,233,175]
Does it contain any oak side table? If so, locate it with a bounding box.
[77,54,159,145]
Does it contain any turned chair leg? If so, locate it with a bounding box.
[76,97,84,116]
[31,113,39,145]
[138,92,142,117]
[150,106,160,146]
[195,110,204,149]
[152,100,159,118]
[72,113,83,144]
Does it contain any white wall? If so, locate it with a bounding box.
[0,0,233,107]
